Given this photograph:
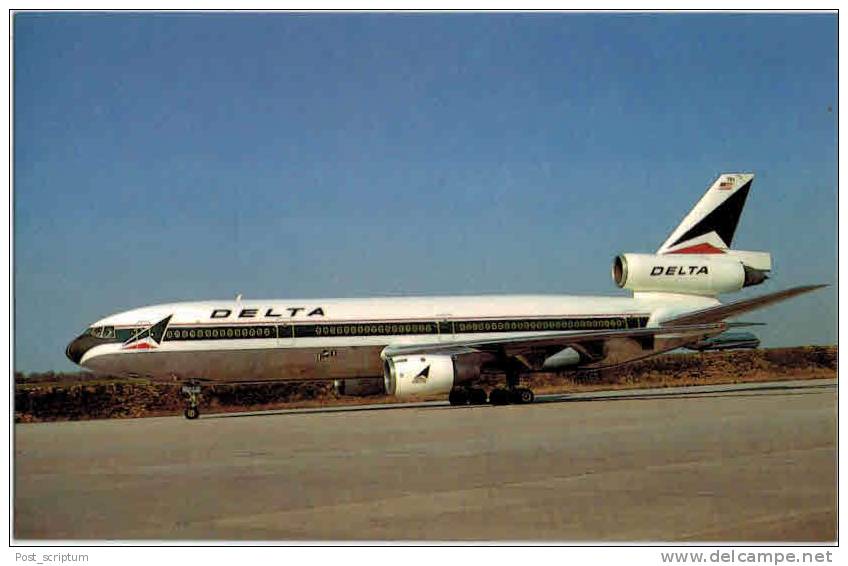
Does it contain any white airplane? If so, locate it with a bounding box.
[66,173,824,418]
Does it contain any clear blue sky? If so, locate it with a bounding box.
[14,12,837,373]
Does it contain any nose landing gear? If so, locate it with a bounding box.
[181,381,202,419]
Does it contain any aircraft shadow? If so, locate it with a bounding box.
[203,380,834,419]
[533,381,835,404]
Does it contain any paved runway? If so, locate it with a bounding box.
[14,378,837,541]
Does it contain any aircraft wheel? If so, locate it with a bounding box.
[448,389,469,406]
[184,406,200,420]
[518,388,535,404]
[508,388,535,404]
[489,388,510,406]
[468,388,488,405]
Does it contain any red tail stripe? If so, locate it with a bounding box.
[668,242,726,254]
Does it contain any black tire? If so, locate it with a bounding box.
[468,388,488,405]
[508,388,523,404]
[184,407,200,420]
[519,388,535,404]
[489,388,510,406]
[448,389,469,406]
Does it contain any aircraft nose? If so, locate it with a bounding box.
[65,334,97,365]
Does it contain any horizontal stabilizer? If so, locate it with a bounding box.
[684,331,761,351]
[662,285,826,326]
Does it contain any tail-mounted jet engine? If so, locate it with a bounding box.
[612,252,770,296]
[383,354,480,398]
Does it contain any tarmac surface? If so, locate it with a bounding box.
[14,378,837,541]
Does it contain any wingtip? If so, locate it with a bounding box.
[779,284,829,297]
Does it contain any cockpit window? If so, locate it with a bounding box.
[88,326,115,339]
[115,327,141,341]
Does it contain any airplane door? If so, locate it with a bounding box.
[276,322,294,347]
[437,315,454,344]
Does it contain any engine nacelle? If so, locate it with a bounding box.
[541,347,584,370]
[333,378,386,396]
[383,354,480,398]
[612,253,768,296]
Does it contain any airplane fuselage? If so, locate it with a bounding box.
[67,293,718,383]
[62,172,827,417]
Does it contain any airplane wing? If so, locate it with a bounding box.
[381,285,825,368]
[381,322,726,360]
[661,284,826,326]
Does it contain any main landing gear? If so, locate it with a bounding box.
[181,381,202,420]
[488,387,535,405]
[448,387,488,406]
[489,366,536,405]
[448,368,536,406]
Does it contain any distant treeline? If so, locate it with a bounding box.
[14,346,836,422]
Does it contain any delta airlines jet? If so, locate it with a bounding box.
[66,173,824,418]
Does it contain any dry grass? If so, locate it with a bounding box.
[14,346,836,422]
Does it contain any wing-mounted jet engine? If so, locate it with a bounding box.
[382,354,489,405]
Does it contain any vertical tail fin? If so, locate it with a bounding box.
[657,173,754,254]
